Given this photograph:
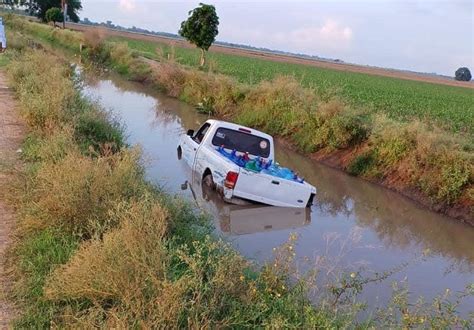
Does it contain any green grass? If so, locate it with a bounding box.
[111,36,474,135]
[0,54,10,67]
[13,230,80,328]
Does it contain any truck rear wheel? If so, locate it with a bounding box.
[203,173,215,190]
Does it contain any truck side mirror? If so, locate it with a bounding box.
[187,129,194,137]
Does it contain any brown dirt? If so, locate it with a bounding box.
[67,23,474,89]
[0,69,24,327]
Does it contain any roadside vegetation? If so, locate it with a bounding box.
[3,14,472,223]
[2,15,473,327]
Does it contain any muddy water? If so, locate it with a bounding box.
[83,73,474,314]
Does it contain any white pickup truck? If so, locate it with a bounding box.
[177,120,316,207]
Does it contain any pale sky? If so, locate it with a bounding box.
[80,0,474,76]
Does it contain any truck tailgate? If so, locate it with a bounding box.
[233,169,315,207]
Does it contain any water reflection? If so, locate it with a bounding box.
[180,164,311,235]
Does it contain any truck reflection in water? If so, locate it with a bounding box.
[180,167,311,235]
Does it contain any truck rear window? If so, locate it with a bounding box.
[212,128,270,158]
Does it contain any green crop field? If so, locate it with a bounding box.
[110,36,474,136]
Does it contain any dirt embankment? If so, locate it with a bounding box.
[67,23,474,89]
[0,69,24,327]
[270,137,473,226]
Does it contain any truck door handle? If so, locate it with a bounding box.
[271,180,280,185]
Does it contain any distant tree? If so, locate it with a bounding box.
[45,7,63,26]
[179,3,219,66]
[455,67,472,81]
[22,0,82,23]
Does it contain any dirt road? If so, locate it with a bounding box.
[0,69,23,328]
[68,23,474,89]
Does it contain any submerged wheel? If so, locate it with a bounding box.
[202,173,216,201]
[202,173,215,190]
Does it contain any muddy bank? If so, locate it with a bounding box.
[276,139,473,226]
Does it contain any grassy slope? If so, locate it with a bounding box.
[111,36,474,136]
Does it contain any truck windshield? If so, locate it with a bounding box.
[212,128,271,158]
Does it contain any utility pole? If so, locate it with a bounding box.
[61,0,67,29]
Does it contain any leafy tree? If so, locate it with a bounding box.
[454,67,472,82]
[45,7,63,26]
[179,3,219,67]
[16,0,82,23]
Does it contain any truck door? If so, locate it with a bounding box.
[181,122,211,170]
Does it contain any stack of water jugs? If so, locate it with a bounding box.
[217,146,304,183]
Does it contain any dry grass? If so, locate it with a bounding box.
[43,197,252,327]
[150,61,243,117]
[7,51,74,131]
[83,28,107,50]
[28,149,145,237]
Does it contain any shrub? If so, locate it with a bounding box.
[238,76,316,136]
[21,127,78,163]
[83,28,111,64]
[454,67,472,82]
[347,152,375,176]
[74,110,124,155]
[415,150,472,204]
[30,148,146,237]
[128,58,152,82]
[348,118,416,178]
[7,51,74,131]
[109,42,133,75]
[45,8,63,26]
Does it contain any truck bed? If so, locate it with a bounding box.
[232,167,316,207]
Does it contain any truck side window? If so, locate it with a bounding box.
[193,123,211,144]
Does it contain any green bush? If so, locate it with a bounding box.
[75,111,124,155]
[347,152,375,176]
